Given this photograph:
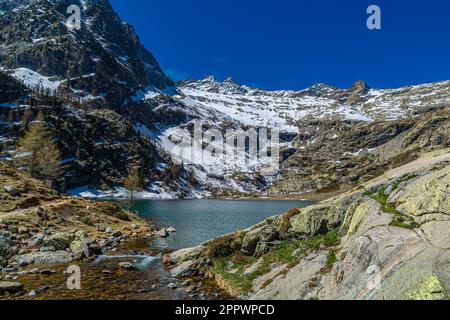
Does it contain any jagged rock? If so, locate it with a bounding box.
[43,233,74,251]
[241,224,278,256]
[169,246,204,265]
[156,229,168,238]
[166,227,177,233]
[169,260,200,278]
[70,240,90,260]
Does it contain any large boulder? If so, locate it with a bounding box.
[15,251,73,265]
[389,166,450,216]
[43,233,75,251]
[169,260,200,278]
[70,231,91,260]
[288,193,361,238]
[3,185,22,197]
[241,225,279,256]
[0,281,23,293]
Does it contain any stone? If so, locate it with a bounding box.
[243,258,264,276]
[27,234,44,247]
[0,237,12,258]
[28,290,36,297]
[169,260,199,278]
[166,227,177,233]
[70,240,90,260]
[40,246,56,252]
[70,231,91,260]
[167,283,178,289]
[18,226,29,235]
[3,185,21,196]
[43,233,74,251]
[15,251,73,265]
[0,257,7,268]
[384,185,394,196]
[241,225,278,256]
[105,227,114,234]
[162,254,171,265]
[112,231,123,238]
[36,286,50,293]
[169,246,204,264]
[0,281,23,293]
[156,229,168,238]
[118,262,136,270]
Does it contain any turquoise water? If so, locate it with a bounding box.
[132,199,313,249]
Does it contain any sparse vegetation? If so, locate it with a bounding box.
[15,111,63,186]
[124,166,143,213]
[326,250,337,269]
[209,229,342,294]
[365,181,419,229]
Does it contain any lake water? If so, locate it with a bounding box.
[132,199,313,250]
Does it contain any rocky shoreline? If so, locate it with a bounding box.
[164,151,450,300]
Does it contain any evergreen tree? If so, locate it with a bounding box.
[16,112,63,185]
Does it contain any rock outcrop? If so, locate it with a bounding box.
[167,152,450,300]
[0,162,151,268]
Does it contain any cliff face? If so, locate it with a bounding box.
[268,108,450,197]
[0,0,173,104]
[166,150,450,300]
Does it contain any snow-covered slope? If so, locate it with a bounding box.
[0,0,173,103]
[132,76,449,196]
[177,76,450,128]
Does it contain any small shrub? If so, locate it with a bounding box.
[324,230,340,247]
[326,251,337,269]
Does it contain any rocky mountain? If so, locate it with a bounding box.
[132,76,449,197]
[0,0,449,199]
[0,0,173,105]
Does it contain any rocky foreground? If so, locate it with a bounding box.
[165,150,450,300]
[0,162,155,297]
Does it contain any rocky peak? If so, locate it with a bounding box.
[0,0,173,104]
[180,76,252,95]
[348,80,370,95]
[343,80,371,105]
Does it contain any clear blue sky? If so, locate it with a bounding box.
[110,0,450,90]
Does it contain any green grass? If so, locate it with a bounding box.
[365,181,419,230]
[326,251,337,269]
[210,230,342,294]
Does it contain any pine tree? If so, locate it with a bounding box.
[16,112,63,185]
[124,166,142,213]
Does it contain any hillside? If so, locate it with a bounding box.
[165,150,450,300]
[0,0,449,199]
[0,161,150,270]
